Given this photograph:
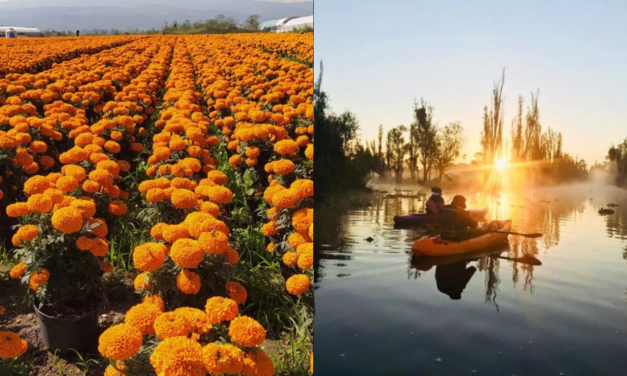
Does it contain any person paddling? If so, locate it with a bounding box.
[439,195,486,242]
[425,186,445,215]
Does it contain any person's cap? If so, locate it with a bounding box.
[431,186,442,194]
[451,195,466,208]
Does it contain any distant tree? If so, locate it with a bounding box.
[433,122,464,182]
[406,122,419,181]
[243,15,261,30]
[388,126,408,183]
[523,90,542,161]
[511,95,524,161]
[413,99,438,183]
[481,69,505,169]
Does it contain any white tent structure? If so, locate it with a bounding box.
[277,15,313,32]
[261,17,296,32]
[0,26,44,37]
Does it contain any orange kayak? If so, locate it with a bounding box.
[412,220,512,256]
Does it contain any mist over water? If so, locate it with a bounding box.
[315,182,627,375]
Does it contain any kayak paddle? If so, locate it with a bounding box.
[486,230,543,238]
[491,253,543,266]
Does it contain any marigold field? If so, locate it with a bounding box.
[0,34,313,376]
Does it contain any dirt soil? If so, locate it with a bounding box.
[1,268,283,376]
[0,269,139,376]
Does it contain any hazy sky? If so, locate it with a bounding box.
[314,0,627,165]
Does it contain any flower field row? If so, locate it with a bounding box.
[0,32,313,376]
[0,36,143,78]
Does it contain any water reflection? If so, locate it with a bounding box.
[316,184,627,375]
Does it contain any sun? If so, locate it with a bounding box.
[495,159,507,171]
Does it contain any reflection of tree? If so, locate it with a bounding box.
[314,200,354,283]
[477,257,501,311]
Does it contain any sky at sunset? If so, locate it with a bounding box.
[314,0,627,165]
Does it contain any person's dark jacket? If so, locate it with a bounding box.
[439,204,478,241]
[425,194,445,215]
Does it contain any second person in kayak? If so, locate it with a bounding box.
[439,195,486,242]
[425,186,445,215]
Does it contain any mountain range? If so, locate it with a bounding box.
[0,0,313,31]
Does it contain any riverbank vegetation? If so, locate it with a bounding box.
[317,67,589,196]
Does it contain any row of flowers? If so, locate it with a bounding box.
[0,35,142,77]
[1,33,314,374]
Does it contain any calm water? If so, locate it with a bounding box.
[315,183,627,375]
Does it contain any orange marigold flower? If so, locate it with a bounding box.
[103,364,126,376]
[56,175,79,193]
[154,312,192,340]
[62,165,86,182]
[173,307,210,334]
[90,218,108,238]
[27,194,53,213]
[43,188,65,204]
[96,160,120,177]
[171,189,198,209]
[206,186,233,205]
[101,261,114,273]
[142,294,165,311]
[51,207,84,234]
[261,221,279,236]
[225,247,239,266]
[283,252,298,267]
[149,337,205,376]
[201,343,244,375]
[124,302,162,335]
[29,268,50,291]
[242,349,275,376]
[288,232,310,250]
[170,238,204,269]
[90,237,109,257]
[228,316,266,347]
[305,143,313,160]
[274,139,298,156]
[291,179,314,200]
[205,297,239,325]
[108,201,128,216]
[133,272,152,290]
[286,274,311,296]
[98,323,142,361]
[133,243,168,272]
[292,208,313,233]
[198,201,221,217]
[150,222,168,241]
[206,170,228,186]
[82,180,100,193]
[9,263,26,279]
[162,224,190,243]
[272,188,301,210]
[297,252,313,270]
[6,202,30,217]
[176,270,202,295]
[15,225,38,244]
[23,175,50,195]
[89,169,114,187]
[0,331,28,359]
[71,199,97,218]
[104,141,121,154]
[245,146,261,159]
[198,230,228,254]
[225,281,247,305]
[146,188,165,203]
[272,159,295,175]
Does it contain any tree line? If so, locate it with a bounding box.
[315,65,589,196]
[42,14,264,36]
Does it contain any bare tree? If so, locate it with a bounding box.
[481,69,506,169]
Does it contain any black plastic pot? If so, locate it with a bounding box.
[33,302,101,354]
